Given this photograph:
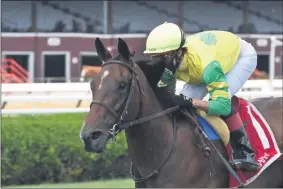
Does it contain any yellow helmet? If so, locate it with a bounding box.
[144,22,187,54]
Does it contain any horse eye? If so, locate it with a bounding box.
[117,81,127,91]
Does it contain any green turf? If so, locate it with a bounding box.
[3,179,135,188]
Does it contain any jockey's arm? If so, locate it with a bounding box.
[192,61,232,116]
[191,99,209,113]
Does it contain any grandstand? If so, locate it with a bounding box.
[2,1,282,33]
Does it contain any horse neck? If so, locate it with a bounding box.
[125,78,176,173]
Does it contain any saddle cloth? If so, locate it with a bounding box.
[196,96,282,188]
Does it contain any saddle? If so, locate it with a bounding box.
[194,96,240,146]
[196,109,230,145]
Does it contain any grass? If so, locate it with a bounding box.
[3,178,135,188]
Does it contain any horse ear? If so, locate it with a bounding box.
[95,37,112,61]
[117,38,131,61]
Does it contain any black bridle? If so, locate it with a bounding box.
[89,58,179,182]
[90,59,142,137]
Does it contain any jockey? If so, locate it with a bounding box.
[143,22,259,171]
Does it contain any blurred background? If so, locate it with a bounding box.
[1,0,282,188]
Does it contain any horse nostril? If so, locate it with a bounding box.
[91,131,103,141]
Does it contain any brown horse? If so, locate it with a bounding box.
[80,38,283,188]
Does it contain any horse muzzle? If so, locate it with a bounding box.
[80,128,110,153]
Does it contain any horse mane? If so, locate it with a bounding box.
[135,59,177,110]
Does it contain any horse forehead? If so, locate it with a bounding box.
[100,65,115,79]
[97,68,111,90]
[101,69,110,80]
[104,64,130,77]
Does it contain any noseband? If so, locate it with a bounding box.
[90,59,143,138]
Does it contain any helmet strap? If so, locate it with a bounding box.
[172,26,186,70]
[177,26,186,50]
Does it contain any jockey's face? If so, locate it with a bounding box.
[149,48,185,71]
[149,51,170,61]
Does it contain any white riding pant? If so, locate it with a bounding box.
[180,38,258,100]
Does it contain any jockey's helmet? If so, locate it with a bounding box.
[144,22,187,55]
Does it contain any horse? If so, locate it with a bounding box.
[80,37,283,188]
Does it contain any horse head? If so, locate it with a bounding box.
[80,37,148,153]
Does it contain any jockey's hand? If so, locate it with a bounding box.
[172,94,193,109]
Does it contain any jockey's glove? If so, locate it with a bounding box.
[172,94,193,109]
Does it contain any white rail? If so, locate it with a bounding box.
[2,91,281,103]
[2,80,282,93]
[2,91,282,115]
[1,80,282,115]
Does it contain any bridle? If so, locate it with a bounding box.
[90,59,143,138]
[89,58,180,182]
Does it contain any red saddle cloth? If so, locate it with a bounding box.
[227,97,282,188]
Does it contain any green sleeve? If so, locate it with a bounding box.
[202,61,232,116]
[158,68,177,93]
